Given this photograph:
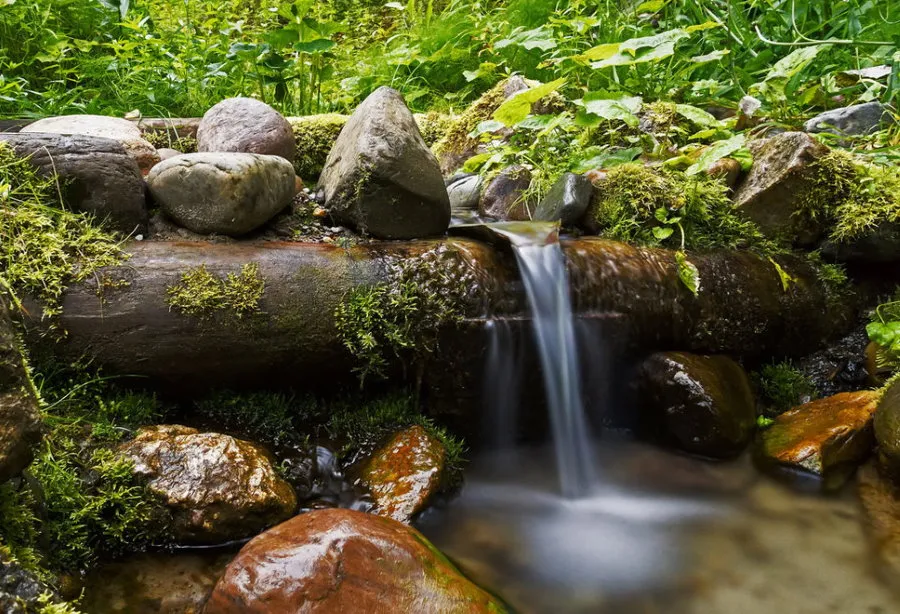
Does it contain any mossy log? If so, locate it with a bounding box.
[21,238,847,393]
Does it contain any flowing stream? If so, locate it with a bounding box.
[474,222,595,498]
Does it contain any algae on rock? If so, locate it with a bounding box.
[166,263,265,318]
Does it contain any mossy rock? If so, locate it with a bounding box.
[289,114,348,180]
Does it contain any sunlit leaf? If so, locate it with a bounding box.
[493,78,565,126]
[676,251,700,296]
[685,133,745,176]
[674,104,720,127]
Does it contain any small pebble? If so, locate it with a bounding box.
[323,236,335,243]
[313,207,327,218]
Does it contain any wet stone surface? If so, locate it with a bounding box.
[358,425,446,523]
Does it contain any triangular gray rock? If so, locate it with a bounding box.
[320,87,450,239]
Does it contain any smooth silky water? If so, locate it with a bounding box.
[422,221,900,613]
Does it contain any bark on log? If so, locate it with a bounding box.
[21,237,847,394]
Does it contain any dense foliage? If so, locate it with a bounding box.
[1,0,897,120]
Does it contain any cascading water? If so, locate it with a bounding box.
[478,222,596,498]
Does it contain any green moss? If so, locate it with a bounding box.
[414,111,454,147]
[335,248,468,382]
[142,130,197,154]
[432,80,509,164]
[326,392,465,480]
[195,390,317,445]
[590,163,777,252]
[289,114,348,180]
[754,361,816,415]
[0,360,166,580]
[827,152,900,243]
[0,142,125,319]
[165,263,264,318]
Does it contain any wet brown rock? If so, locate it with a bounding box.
[706,157,742,188]
[858,462,900,581]
[733,132,830,246]
[0,300,42,483]
[634,352,756,458]
[202,508,505,613]
[119,425,296,543]
[479,165,532,221]
[757,390,879,488]
[359,425,445,523]
[874,378,900,479]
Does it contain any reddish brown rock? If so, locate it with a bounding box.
[479,165,532,221]
[757,390,879,488]
[359,425,446,523]
[203,508,505,613]
[119,425,296,543]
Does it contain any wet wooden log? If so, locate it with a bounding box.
[21,237,848,394]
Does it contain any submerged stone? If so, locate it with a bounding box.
[319,87,450,239]
[0,550,62,613]
[757,390,879,488]
[203,508,505,613]
[21,114,159,175]
[0,132,148,235]
[805,102,893,137]
[634,352,756,458]
[147,152,296,236]
[874,378,900,479]
[197,97,295,163]
[0,300,41,483]
[119,425,297,543]
[732,132,830,246]
[533,172,593,226]
[358,425,445,523]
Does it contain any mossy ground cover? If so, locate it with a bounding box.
[165,263,265,319]
[0,143,124,320]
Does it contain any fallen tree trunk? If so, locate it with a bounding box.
[21,237,848,394]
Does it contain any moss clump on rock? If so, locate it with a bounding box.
[0,142,124,319]
[754,360,816,416]
[414,111,454,147]
[0,360,167,582]
[588,163,775,252]
[335,247,470,383]
[824,152,900,244]
[142,130,197,154]
[289,114,348,180]
[165,263,265,318]
[432,80,510,171]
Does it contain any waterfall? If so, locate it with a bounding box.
[476,222,595,498]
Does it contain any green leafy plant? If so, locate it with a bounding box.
[868,292,900,374]
[755,361,816,415]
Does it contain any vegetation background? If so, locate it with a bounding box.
[1,0,897,121]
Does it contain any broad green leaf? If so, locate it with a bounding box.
[654,208,669,223]
[493,78,566,126]
[578,43,620,62]
[572,147,642,173]
[750,44,830,101]
[576,93,642,127]
[593,29,690,68]
[516,115,556,130]
[495,27,557,52]
[294,39,336,54]
[868,321,900,347]
[684,21,721,33]
[685,133,746,176]
[691,50,729,63]
[635,0,668,12]
[468,120,505,137]
[676,251,700,296]
[652,226,674,240]
[674,104,720,127]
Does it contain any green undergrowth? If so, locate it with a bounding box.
[290,114,348,180]
[166,263,265,319]
[193,388,465,478]
[0,358,167,581]
[0,142,124,320]
[867,288,900,376]
[335,247,470,383]
[141,131,197,154]
[753,361,817,416]
[589,162,777,253]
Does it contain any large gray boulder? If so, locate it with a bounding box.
[119,425,297,543]
[21,114,159,174]
[805,102,893,137]
[0,300,41,483]
[320,87,450,239]
[0,132,148,235]
[147,152,295,236]
[198,97,295,163]
[732,132,830,246]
